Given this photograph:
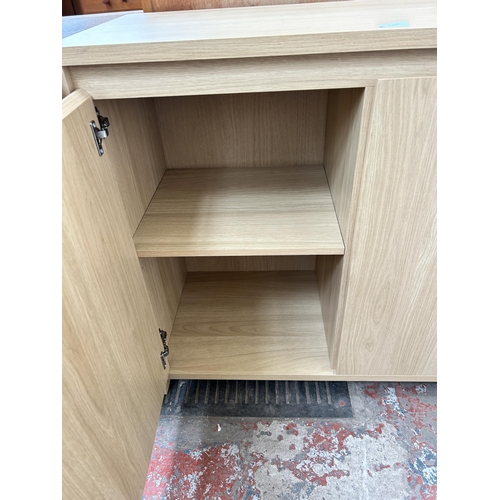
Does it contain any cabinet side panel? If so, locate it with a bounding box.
[316,87,374,368]
[337,77,437,377]
[94,98,167,233]
[140,257,187,370]
[157,257,188,341]
[323,88,366,235]
[155,91,327,168]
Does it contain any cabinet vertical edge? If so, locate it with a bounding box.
[62,68,75,99]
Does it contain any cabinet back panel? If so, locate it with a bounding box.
[155,90,328,168]
[186,256,315,272]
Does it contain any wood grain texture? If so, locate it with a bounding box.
[168,272,336,379]
[139,257,186,355]
[155,91,327,169]
[62,68,74,98]
[73,0,142,15]
[62,90,166,499]
[62,87,88,117]
[323,88,367,236]
[67,49,437,99]
[62,0,437,65]
[186,256,316,272]
[146,0,339,12]
[93,98,166,232]
[90,99,186,365]
[336,78,437,377]
[158,257,188,337]
[316,87,375,368]
[133,166,344,257]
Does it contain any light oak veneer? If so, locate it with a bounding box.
[62,3,438,498]
[133,166,344,257]
[168,272,335,380]
[156,91,327,169]
[167,270,437,381]
[336,77,437,376]
[316,86,375,367]
[186,256,316,272]
[67,49,436,100]
[63,90,167,499]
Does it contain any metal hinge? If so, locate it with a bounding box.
[90,107,110,157]
[159,328,169,370]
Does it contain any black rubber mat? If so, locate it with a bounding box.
[162,380,353,418]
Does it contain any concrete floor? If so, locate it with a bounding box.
[143,381,437,499]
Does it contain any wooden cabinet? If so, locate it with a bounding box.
[62,1,437,497]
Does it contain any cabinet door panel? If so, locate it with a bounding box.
[337,77,437,377]
[62,90,167,499]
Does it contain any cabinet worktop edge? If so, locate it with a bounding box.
[62,0,436,66]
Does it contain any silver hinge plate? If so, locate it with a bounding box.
[159,328,169,369]
[90,107,110,157]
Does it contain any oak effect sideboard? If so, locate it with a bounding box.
[62,1,437,497]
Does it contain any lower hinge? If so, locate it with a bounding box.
[159,328,169,369]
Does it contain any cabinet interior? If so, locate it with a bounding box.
[96,87,368,379]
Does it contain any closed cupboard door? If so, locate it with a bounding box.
[336,77,437,378]
[62,90,168,499]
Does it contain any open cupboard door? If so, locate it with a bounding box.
[62,90,168,499]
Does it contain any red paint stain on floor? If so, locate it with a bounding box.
[285,422,299,436]
[365,383,380,399]
[273,456,349,486]
[144,443,265,499]
[143,383,437,499]
[366,422,385,438]
[271,422,354,487]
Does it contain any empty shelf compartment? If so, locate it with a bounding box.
[168,271,336,380]
[133,165,344,257]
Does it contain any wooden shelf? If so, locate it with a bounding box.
[133,166,344,257]
[168,271,336,380]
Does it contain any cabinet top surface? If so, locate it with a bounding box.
[62,0,436,66]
